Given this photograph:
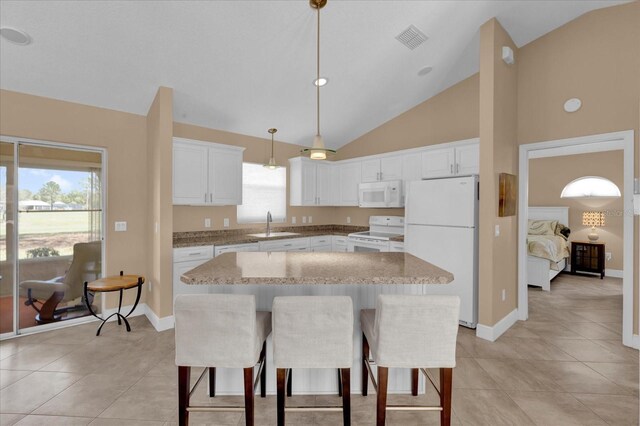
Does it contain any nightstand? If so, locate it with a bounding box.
[571,241,605,279]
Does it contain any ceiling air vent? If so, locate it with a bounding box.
[395,25,428,50]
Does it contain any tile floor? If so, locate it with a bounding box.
[0,274,638,425]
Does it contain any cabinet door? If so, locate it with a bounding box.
[361,159,381,183]
[173,142,209,205]
[455,144,479,175]
[402,153,423,197]
[173,259,210,298]
[209,148,243,205]
[338,162,362,206]
[316,163,332,205]
[421,147,455,179]
[301,162,317,205]
[380,155,403,181]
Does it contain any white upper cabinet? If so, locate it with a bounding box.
[289,157,334,206]
[173,138,245,205]
[173,142,209,205]
[337,161,362,206]
[402,153,422,196]
[421,140,479,179]
[361,155,403,182]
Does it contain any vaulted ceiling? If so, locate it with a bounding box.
[0,1,628,149]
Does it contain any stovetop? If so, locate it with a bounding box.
[348,230,403,241]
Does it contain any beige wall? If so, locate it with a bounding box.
[529,151,625,270]
[478,19,519,327]
[517,1,639,333]
[0,89,148,310]
[146,87,174,319]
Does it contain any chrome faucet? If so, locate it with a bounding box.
[266,211,272,237]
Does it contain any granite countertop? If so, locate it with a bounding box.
[180,252,453,285]
[390,235,404,242]
[173,225,368,248]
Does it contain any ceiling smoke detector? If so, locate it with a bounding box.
[0,27,31,45]
[395,25,428,50]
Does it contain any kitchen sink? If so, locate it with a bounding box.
[247,232,300,238]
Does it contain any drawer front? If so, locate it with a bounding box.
[215,243,259,257]
[259,237,309,252]
[310,235,332,247]
[389,242,405,252]
[173,245,214,263]
[311,244,333,252]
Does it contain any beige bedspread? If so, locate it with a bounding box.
[527,235,570,269]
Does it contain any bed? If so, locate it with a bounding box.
[527,207,570,291]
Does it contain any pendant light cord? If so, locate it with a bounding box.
[316,5,320,137]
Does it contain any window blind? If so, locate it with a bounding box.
[237,163,286,223]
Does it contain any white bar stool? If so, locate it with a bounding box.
[272,296,353,426]
[361,294,460,426]
[174,294,271,426]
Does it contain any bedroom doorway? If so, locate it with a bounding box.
[517,130,636,348]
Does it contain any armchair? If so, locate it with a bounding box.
[19,241,101,323]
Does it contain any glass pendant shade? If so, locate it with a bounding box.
[263,128,281,170]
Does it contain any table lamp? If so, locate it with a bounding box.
[582,211,605,241]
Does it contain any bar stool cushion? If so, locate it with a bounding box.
[363,295,460,369]
[273,296,353,369]
[174,294,271,368]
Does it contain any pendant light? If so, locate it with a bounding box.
[264,128,280,170]
[302,0,336,160]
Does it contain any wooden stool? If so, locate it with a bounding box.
[361,295,460,426]
[84,270,144,336]
[174,294,271,426]
[272,296,353,426]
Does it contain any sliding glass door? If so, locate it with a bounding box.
[0,139,105,336]
[0,141,16,336]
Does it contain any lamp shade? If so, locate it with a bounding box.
[561,176,621,198]
[582,211,605,227]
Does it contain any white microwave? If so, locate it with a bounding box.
[358,180,403,208]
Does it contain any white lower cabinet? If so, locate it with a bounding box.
[310,236,333,252]
[259,237,310,252]
[172,245,214,298]
[389,241,405,252]
[332,236,348,252]
[214,243,259,257]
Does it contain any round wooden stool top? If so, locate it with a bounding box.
[86,275,145,292]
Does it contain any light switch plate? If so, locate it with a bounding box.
[302,216,307,224]
[494,225,500,237]
[223,218,230,228]
[291,216,296,224]
[347,216,351,224]
[308,216,313,224]
[115,221,127,232]
[204,218,211,228]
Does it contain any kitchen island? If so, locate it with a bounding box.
[180,251,453,395]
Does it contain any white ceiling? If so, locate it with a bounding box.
[0,1,628,149]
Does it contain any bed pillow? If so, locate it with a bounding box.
[528,219,558,236]
[555,223,571,240]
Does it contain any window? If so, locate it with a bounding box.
[237,162,286,223]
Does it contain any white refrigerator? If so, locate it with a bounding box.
[404,175,479,328]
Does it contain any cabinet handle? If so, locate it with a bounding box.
[188,252,202,256]
[450,164,454,174]
[205,193,207,203]
[284,244,292,247]
[456,163,460,174]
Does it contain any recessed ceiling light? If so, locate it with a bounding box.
[313,77,329,87]
[417,66,433,76]
[0,27,31,45]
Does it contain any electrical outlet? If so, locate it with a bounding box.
[115,221,127,232]
[494,225,500,237]
[148,280,152,292]
[292,216,296,224]
[204,218,211,228]
[302,216,307,224]
[223,218,229,228]
[501,289,506,301]
[309,216,313,224]
[605,252,612,261]
[154,222,159,233]
[347,216,351,224]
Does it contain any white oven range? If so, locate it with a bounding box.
[347,216,404,252]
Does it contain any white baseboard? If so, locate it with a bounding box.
[476,309,518,342]
[605,269,623,278]
[144,306,174,332]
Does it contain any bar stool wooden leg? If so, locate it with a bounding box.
[341,368,351,426]
[243,367,254,426]
[178,366,190,426]
[411,368,419,396]
[286,368,292,397]
[338,369,343,397]
[376,366,388,426]
[260,342,267,398]
[209,367,216,397]
[362,334,369,396]
[440,368,452,426]
[277,368,287,426]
